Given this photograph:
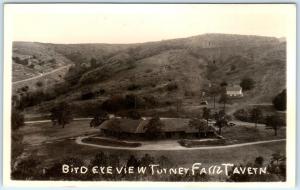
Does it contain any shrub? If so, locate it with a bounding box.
[98,89,106,95]
[124,110,141,120]
[143,95,158,107]
[101,95,124,113]
[272,89,286,111]
[21,86,29,92]
[81,91,96,100]
[166,82,178,91]
[18,91,50,109]
[36,81,43,87]
[220,81,228,87]
[234,108,266,124]
[79,67,110,85]
[124,94,139,109]
[64,65,90,85]
[145,69,153,73]
[11,132,24,168]
[240,77,255,91]
[101,94,146,113]
[11,109,24,131]
[178,139,225,147]
[50,101,73,128]
[127,84,141,91]
[234,109,250,122]
[90,113,108,127]
[207,63,218,79]
[48,58,56,63]
[11,157,42,180]
[184,91,196,97]
[90,58,97,67]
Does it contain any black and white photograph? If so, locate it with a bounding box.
[3,3,296,186]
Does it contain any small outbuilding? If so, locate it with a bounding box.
[226,85,243,97]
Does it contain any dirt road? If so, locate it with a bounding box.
[13,65,70,85]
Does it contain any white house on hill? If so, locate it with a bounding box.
[226,85,243,97]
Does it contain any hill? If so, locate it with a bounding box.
[12,33,286,115]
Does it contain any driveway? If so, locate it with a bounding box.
[76,135,285,151]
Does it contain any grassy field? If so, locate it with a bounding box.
[221,125,286,144]
[26,137,285,169]
[19,120,98,145]
[19,120,286,169]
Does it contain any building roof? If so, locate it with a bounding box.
[101,119,140,133]
[100,118,215,134]
[226,85,242,91]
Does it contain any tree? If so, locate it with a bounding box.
[267,153,286,181]
[11,109,25,171]
[188,118,207,137]
[11,132,24,169]
[124,94,138,109]
[254,156,264,167]
[272,89,286,111]
[220,81,228,87]
[265,115,282,136]
[36,81,43,88]
[208,85,220,109]
[230,64,236,71]
[90,57,97,67]
[214,111,228,135]
[144,116,163,140]
[11,109,24,131]
[240,77,255,91]
[126,110,141,120]
[127,83,141,91]
[166,82,178,91]
[50,102,73,128]
[250,107,263,128]
[176,98,182,113]
[81,87,95,100]
[202,107,211,129]
[233,108,250,122]
[90,111,108,127]
[101,95,124,113]
[12,157,42,180]
[219,93,227,112]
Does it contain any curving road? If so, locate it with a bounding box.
[24,117,93,124]
[75,136,286,151]
[13,65,70,85]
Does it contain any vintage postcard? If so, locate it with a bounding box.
[3,3,296,187]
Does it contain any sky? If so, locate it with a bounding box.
[6,4,294,44]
